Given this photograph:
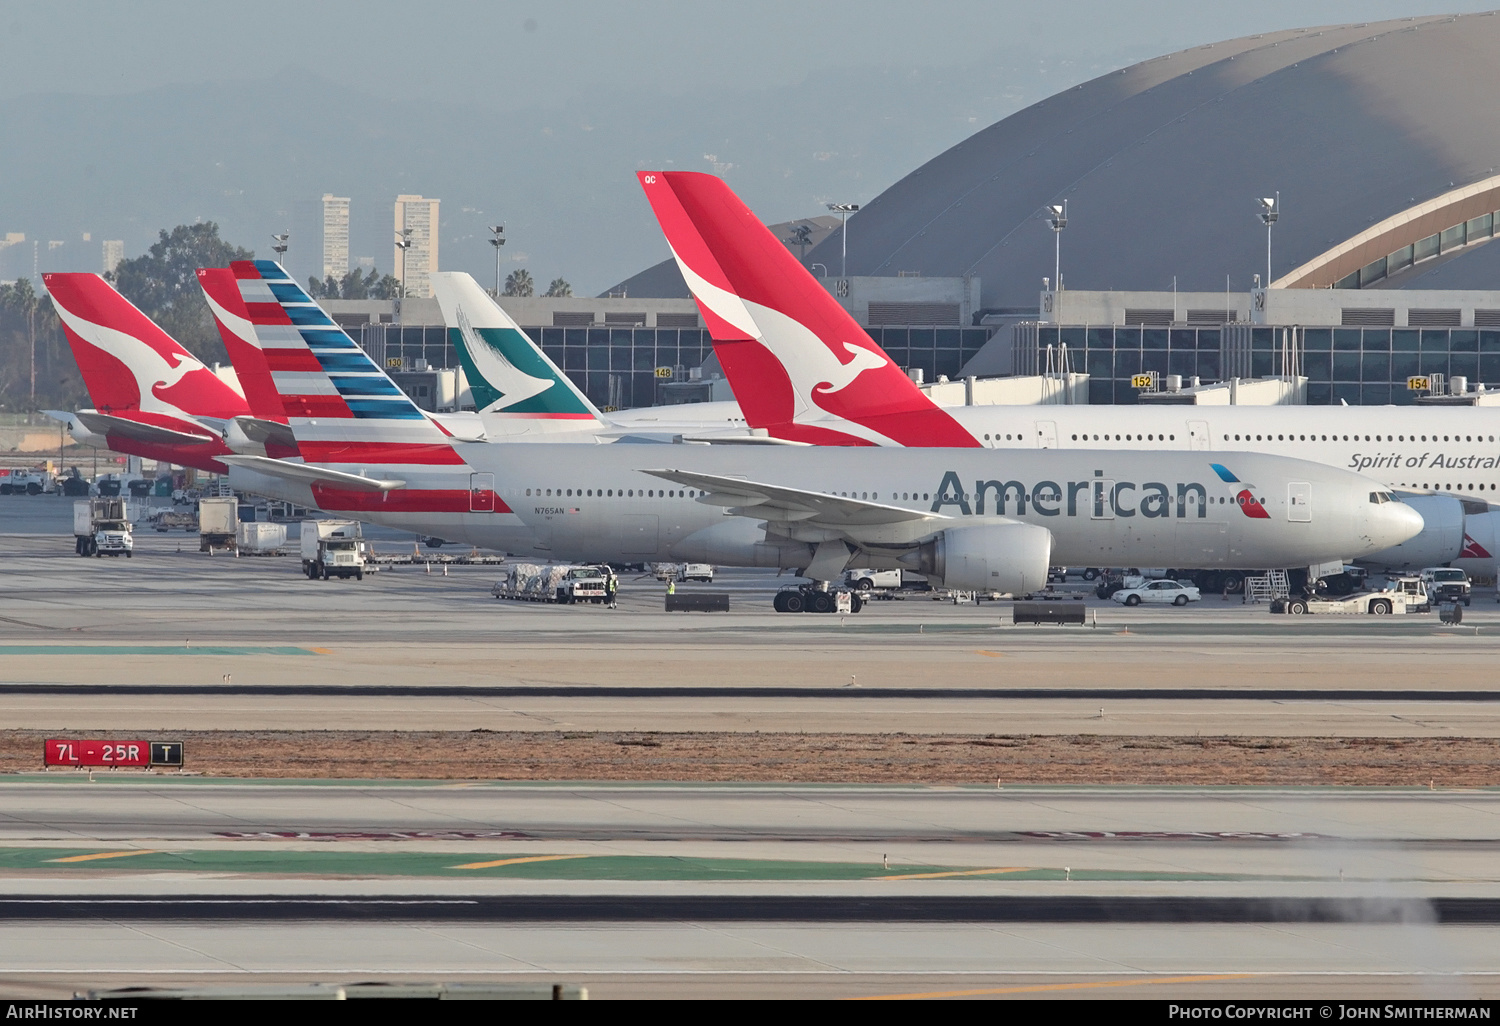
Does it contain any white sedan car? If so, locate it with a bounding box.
[1111,579,1201,607]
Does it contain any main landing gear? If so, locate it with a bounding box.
[772,583,864,614]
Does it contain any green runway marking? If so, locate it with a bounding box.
[0,847,1316,882]
[0,645,322,656]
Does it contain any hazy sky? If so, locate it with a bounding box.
[5,1,1493,106]
[1,1,1493,292]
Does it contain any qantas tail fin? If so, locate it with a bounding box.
[43,273,248,423]
[637,171,976,447]
[429,272,605,430]
[228,260,464,468]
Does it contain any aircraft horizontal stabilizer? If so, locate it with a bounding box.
[74,411,219,446]
[228,416,298,448]
[219,455,405,493]
[673,434,812,446]
[644,468,940,528]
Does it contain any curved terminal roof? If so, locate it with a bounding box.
[804,13,1500,309]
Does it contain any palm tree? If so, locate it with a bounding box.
[503,268,535,297]
[545,278,573,297]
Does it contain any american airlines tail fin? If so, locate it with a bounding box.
[197,267,300,457]
[430,272,605,432]
[43,273,248,424]
[637,171,977,448]
[228,260,465,469]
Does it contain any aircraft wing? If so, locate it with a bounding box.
[643,468,941,527]
[219,455,405,493]
[74,410,218,446]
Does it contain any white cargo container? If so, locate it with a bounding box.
[300,520,365,580]
[198,496,239,553]
[236,521,287,554]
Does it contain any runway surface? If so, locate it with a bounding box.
[7,498,1500,996]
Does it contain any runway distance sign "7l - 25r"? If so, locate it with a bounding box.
[45,739,185,768]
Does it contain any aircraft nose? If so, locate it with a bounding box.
[1373,498,1425,550]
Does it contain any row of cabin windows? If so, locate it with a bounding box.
[524,488,696,498]
[1226,433,1498,443]
[1398,482,1496,491]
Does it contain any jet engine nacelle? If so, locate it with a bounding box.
[902,522,1052,593]
[1359,493,1464,571]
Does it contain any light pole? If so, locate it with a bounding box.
[271,232,289,268]
[489,225,505,297]
[785,223,812,266]
[1046,202,1067,290]
[395,229,414,298]
[827,203,859,280]
[1258,193,1279,286]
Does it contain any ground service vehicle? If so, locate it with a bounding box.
[1,469,54,495]
[1420,567,1472,606]
[1111,579,1201,606]
[73,498,133,557]
[300,520,365,580]
[493,564,614,603]
[1271,577,1430,616]
[653,563,713,583]
[557,565,615,604]
[198,496,238,553]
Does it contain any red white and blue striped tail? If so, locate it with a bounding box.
[230,260,466,468]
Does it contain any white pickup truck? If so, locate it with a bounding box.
[1270,577,1429,616]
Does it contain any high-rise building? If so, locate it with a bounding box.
[393,194,439,298]
[322,194,350,281]
[102,240,124,275]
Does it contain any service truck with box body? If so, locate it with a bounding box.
[197,496,238,553]
[73,498,133,557]
[300,520,365,580]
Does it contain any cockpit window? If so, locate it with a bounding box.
[1369,491,1394,504]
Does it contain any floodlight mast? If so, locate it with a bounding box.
[827,203,860,280]
[489,225,506,297]
[1258,193,1279,286]
[1047,202,1067,290]
[271,232,289,267]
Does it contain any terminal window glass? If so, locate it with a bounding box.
[1087,328,1113,348]
[1451,354,1478,380]
[1058,327,1084,349]
[1333,383,1360,405]
[1451,330,1478,352]
[1114,350,1142,377]
[1360,329,1390,351]
[880,328,908,348]
[1303,351,1331,381]
[1251,352,1273,377]
[1421,329,1452,352]
[1089,379,1113,404]
[1480,354,1500,380]
[1251,328,1274,350]
[1142,328,1168,350]
[1361,353,1390,382]
[934,351,962,379]
[1114,327,1142,348]
[1196,352,1220,379]
[1302,328,1332,351]
[1392,330,1420,352]
[937,328,963,349]
[1197,329,1220,351]
[910,328,936,348]
[1306,383,1332,405]
[1168,350,1195,377]
[1420,351,1450,376]
[1142,350,1169,375]
[1332,352,1361,382]
[1169,329,1196,349]
[1362,384,1391,405]
[587,346,609,371]
[1113,380,1140,404]
[1480,331,1500,353]
[1086,351,1112,378]
[1333,329,1362,351]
